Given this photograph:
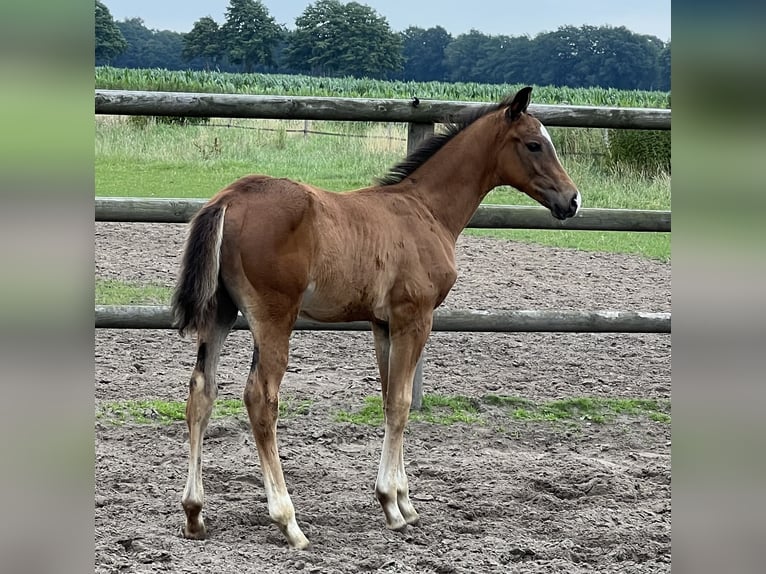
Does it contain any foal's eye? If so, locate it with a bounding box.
[526,142,542,152]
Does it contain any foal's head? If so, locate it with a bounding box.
[495,87,581,220]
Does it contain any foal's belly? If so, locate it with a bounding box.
[299,281,380,323]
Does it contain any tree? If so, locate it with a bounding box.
[143,30,186,69]
[473,34,533,85]
[112,18,153,68]
[531,26,586,87]
[95,1,127,65]
[111,18,191,70]
[284,0,403,78]
[528,25,663,90]
[656,41,671,91]
[221,0,283,72]
[183,17,224,69]
[595,27,663,90]
[400,26,452,82]
[440,30,534,84]
[443,30,493,82]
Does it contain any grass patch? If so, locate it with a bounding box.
[508,397,671,424]
[649,412,672,423]
[416,395,482,424]
[97,394,669,427]
[464,228,669,262]
[95,279,172,305]
[97,397,313,425]
[335,396,385,426]
[335,394,670,426]
[483,394,534,409]
[335,394,481,426]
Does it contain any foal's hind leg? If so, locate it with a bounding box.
[373,314,431,530]
[181,298,237,539]
[242,308,309,549]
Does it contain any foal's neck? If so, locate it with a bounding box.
[405,116,502,242]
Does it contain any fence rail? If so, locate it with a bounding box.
[96,305,670,334]
[95,90,671,130]
[95,198,671,232]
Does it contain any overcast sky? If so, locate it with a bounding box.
[102,0,671,41]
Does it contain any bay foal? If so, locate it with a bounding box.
[171,87,580,548]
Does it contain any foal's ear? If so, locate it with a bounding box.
[506,86,533,121]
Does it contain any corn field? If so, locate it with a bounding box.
[95,67,670,108]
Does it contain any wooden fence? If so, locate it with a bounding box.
[95,90,671,130]
[96,198,670,232]
[96,305,669,333]
[95,90,671,409]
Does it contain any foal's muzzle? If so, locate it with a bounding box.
[551,191,581,220]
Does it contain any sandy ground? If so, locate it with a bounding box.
[95,222,671,573]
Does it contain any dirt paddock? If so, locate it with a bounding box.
[95,222,671,573]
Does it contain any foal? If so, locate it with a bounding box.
[171,86,580,548]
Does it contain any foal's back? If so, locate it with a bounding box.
[215,174,458,324]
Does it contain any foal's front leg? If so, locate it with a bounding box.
[374,314,432,530]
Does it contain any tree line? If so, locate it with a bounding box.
[96,0,670,91]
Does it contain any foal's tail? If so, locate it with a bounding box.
[171,203,228,337]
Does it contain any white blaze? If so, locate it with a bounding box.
[539,124,559,159]
[539,122,582,215]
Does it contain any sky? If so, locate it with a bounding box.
[102,0,671,41]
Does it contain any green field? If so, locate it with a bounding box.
[96,67,671,108]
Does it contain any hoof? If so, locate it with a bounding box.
[280,523,310,550]
[181,521,206,540]
[288,536,311,551]
[399,499,420,526]
[405,514,420,527]
[386,517,409,532]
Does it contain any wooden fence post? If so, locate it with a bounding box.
[407,122,434,154]
[411,349,425,411]
[407,122,434,411]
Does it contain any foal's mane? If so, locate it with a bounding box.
[376,93,516,186]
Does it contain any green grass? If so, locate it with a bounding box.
[483,394,535,409]
[465,228,669,261]
[96,394,668,427]
[508,397,671,424]
[416,395,482,424]
[335,394,670,426]
[335,395,482,426]
[95,279,172,305]
[96,397,313,425]
[335,396,386,426]
[95,118,403,196]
